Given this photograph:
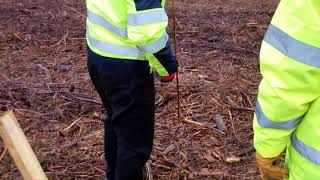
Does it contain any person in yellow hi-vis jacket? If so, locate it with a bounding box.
[85,0,177,180]
[253,0,320,179]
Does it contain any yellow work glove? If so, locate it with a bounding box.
[256,152,288,180]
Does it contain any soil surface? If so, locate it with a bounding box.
[0,0,279,179]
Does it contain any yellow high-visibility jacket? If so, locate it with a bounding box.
[253,0,320,179]
[86,0,176,76]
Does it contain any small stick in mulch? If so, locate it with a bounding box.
[230,106,255,111]
[59,117,82,135]
[228,110,240,141]
[63,5,86,18]
[198,168,225,177]
[183,118,205,127]
[183,118,225,136]
[63,130,103,149]
[0,147,7,161]
[144,162,154,180]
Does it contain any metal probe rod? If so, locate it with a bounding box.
[171,0,181,122]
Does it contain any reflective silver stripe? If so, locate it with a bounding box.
[264,24,320,68]
[256,101,303,130]
[291,134,320,166]
[128,9,168,26]
[138,33,168,53]
[87,10,127,38]
[86,29,143,58]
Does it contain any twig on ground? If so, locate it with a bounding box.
[0,147,7,162]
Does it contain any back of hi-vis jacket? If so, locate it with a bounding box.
[86,0,176,76]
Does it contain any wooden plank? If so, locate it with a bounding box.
[0,110,47,180]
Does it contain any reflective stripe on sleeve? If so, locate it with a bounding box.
[256,101,303,130]
[128,9,168,26]
[137,32,168,53]
[291,134,320,166]
[264,24,320,68]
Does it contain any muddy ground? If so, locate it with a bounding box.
[0,0,279,179]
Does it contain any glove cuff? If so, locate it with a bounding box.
[162,73,176,82]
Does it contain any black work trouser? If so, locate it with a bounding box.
[87,52,155,180]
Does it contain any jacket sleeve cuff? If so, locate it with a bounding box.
[153,41,177,74]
